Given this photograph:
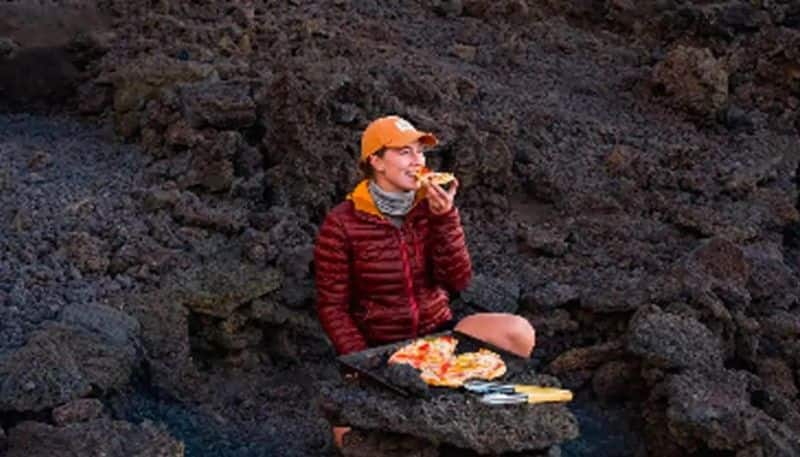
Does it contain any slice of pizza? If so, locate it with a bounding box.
[388,335,458,371]
[415,167,456,186]
[419,348,507,387]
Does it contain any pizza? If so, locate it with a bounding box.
[415,168,456,186]
[387,335,458,371]
[388,336,507,388]
[420,348,507,387]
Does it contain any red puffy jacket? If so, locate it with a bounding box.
[314,180,472,355]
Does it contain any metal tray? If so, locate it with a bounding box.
[337,330,529,398]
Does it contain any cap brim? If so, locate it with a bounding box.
[385,131,438,149]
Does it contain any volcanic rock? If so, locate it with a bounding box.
[172,258,282,318]
[522,282,579,310]
[320,374,578,455]
[180,81,256,129]
[548,340,625,374]
[459,273,520,313]
[651,45,728,118]
[627,305,723,372]
[665,368,800,455]
[5,419,183,457]
[0,320,139,412]
[52,398,106,426]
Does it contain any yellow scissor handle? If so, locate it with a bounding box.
[514,385,573,403]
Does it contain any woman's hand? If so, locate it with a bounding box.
[424,178,458,216]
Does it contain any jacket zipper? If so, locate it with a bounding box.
[398,231,420,337]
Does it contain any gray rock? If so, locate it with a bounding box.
[52,398,105,426]
[331,102,360,124]
[122,290,199,399]
[756,358,798,399]
[460,273,520,313]
[706,2,772,37]
[627,305,723,371]
[181,81,256,129]
[757,419,800,457]
[249,295,322,335]
[0,323,139,412]
[518,225,569,257]
[141,186,182,212]
[342,428,438,457]
[6,419,183,457]
[320,375,578,455]
[62,231,109,274]
[592,360,638,400]
[665,368,800,455]
[682,237,751,292]
[761,311,800,338]
[60,302,140,347]
[174,259,282,318]
[580,282,650,313]
[524,282,579,310]
[548,341,625,374]
[651,45,728,118]
[745,254,799,309]
[172,193,246,232]
[431,0,463,16]
[177,132,241,193]
[112,54,218,114]
[196,312,263,351]
[666,369,758,450]
[0,38,19,59]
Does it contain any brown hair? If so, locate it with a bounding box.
[358,148,385,179]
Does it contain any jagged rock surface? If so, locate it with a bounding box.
[1,0,800,455]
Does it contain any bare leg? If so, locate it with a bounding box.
[333,425,351,449]
[454,313,536,357]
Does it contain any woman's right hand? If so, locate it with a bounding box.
[424,178,458,216]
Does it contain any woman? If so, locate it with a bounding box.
[314,115,536,446]
[314,114,535,357]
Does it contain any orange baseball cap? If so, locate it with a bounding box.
[360,115,438,162]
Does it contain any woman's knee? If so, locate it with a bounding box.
[454,313,536,357]
[507,315,536,356]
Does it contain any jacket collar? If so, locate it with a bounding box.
[347,179,427,219]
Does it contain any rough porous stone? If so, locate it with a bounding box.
[627,305,723,371]
[173,260,282,318]
[60,302,140,347]
[342,429,439,457]
[522,282,579,310]
[52,398,106,425]
[592,360,639,400]
[0,322,139,412]
[320,378,579,455]
[651,46,729,117]
[180,81,256,129]
[6,419,184,457]
[665,369,800,455]
[547,341,625,374]
[4,0,800,455]
[459,273,520,313]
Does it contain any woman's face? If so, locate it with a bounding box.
[370,140,426,192]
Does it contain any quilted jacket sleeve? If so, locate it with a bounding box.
[314,212,368,355]
[429,206,472,292]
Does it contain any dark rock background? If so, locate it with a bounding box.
[2,0,800,456]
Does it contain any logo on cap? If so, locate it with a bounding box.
[394,118,415,132]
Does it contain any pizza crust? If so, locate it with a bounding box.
[426,172,456,185]
[388,335,458,371]
[420,349,506,387]
[415,168,456,186]
[388,337,507,388]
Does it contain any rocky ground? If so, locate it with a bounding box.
[2,0,800,456]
